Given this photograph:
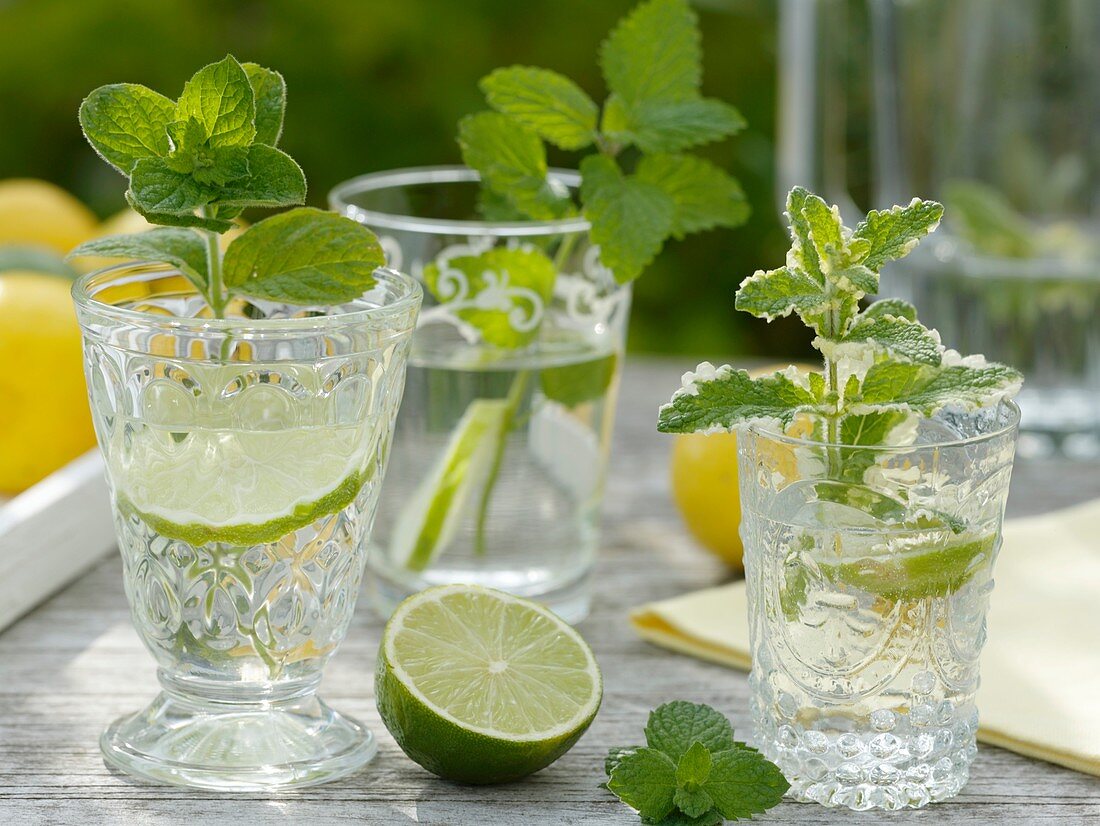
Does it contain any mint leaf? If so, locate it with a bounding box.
[600,0,701,107]
[458,111,572,221]
[79,84,175,175]
[734,266,826,327]
[676,741,713,787]
[643,809,723,826]
[580,154,673,284]
[164,143,250,187]
[481,66,598,150]
[858,361,936,406]
[125,190,233,233]
[853,198,944,271]
[128,157,211,216]
[840,409,915,446]
[540,353,617,407]
[607,98,745,154]
[222,207,383,304]
[673,787,713,819]
[897,361,1024,414]
[216,144,306,208]
[69,228,208,293]
[607,748,678,822]
[657,365,818,433]
[242,63,286,146]
[784,187,826,280]
[635,154,749,239]
[606,747,637,778]
[703,748,790,821]
[842,315,943,366]
[422,246,556,348]
[645,701,735,761]
[176,55,256,148]
[863,297,917,322]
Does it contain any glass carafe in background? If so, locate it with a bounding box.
[779,0,1100,457]
[331,167,630,623]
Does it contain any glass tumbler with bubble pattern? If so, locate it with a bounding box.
[73,263,420,791]
[738,402,1019,810]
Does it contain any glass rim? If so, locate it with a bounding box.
[328,165,591,236]
[72,261,423,334]
[746,399,1022,451]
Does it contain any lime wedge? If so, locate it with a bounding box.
[825,532,997,601]
[390,399,509,571]
[111,423,376,546]
[376,584,602,784]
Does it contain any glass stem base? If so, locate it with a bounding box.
[100,671,376,791]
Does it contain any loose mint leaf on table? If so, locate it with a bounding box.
[422,246,556,348]
[540,353,617,407]
[606,701,787,824]
[70,228,210,293]
[657,364,818,434]
[242,63,286,146]
[79,84,176,175]
[607,748,679,822]
[635,154,749,239]
[703,748,790,821]
[480,66,598,151]
[458,112,573,221]
[222,207,384,305]
[579,154,673,284]
[645,701,734,760]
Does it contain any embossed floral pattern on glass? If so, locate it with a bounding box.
[74,263,420,791]
[738,403,1019,810]
[331,167,630,623]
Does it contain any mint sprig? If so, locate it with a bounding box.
[70,55,382,316]
[657,187,1023,453]
[605,701,788,824]
[459,0,749,285]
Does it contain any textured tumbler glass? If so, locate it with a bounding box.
[73,263,420,790]
[331,167,631,622]
[738,402,1019,810]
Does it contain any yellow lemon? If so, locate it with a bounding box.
[669,363,816,569]
[0,272,97,493]
[0,179,98,255]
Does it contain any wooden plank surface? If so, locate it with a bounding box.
[2,358,1099,825]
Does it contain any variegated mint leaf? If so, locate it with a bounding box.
[798,189,844,267]
[784,187,826,280]
[863,297,917,321]
[735,266,826,329]
[852,197,944,271]
[841,315,943,366]
[897,356,1023,415]
[657,363,818,433]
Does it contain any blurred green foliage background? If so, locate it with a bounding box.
[0,0,811,358]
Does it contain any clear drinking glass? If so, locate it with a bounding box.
[778,0,1100,455]
[73,262,421,790]
[330,167,630,622]
[738,402,1020,810]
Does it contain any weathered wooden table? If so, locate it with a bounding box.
[3,359,1099,824]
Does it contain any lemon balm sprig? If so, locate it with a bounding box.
[657,187,1022,467]
[459,0,750,285]
[69,55,384,317]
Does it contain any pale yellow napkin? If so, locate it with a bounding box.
[631,500,1100,777]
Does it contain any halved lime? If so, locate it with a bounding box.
[376,584,602,784]
[111,423,376,546]
[389,399,509,571]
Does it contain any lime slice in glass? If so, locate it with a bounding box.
[111,422,376,546]
[376,584,602,784]
[389,398,510,571]
[825,531,998,601]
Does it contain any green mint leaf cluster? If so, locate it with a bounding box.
[605,701,788,824]
[459,0,749,284]
[71,55,382,315]
[657,187,1023,450]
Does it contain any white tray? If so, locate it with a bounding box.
[0,451,116,631]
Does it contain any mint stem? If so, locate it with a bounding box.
[473,368,530,555]
[201,207,226,319]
